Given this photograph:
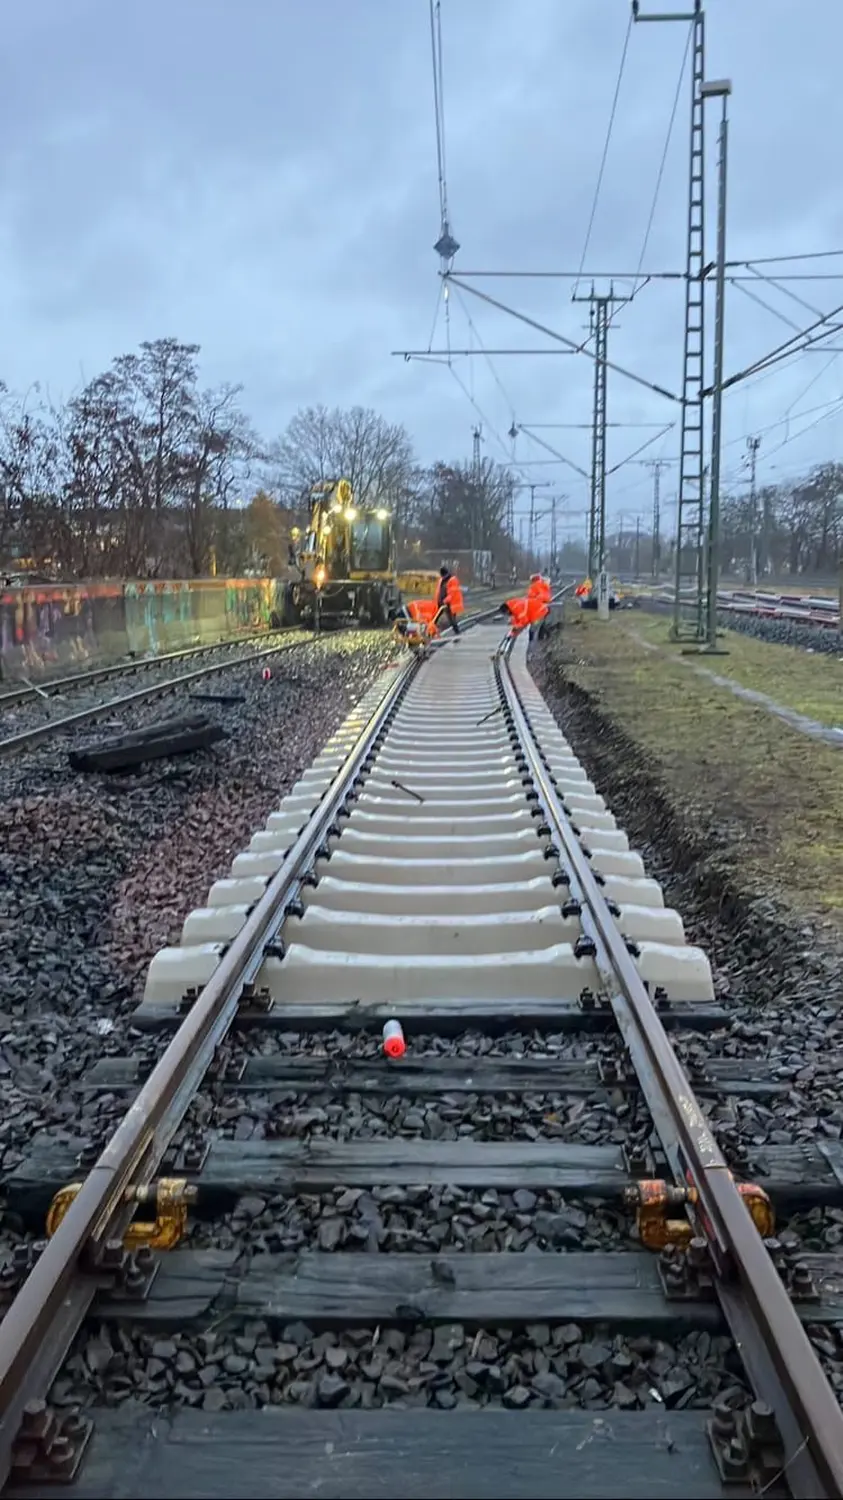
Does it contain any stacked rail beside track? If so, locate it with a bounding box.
[1,613,842,1497]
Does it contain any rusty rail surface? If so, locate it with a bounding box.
[0,602,510,1491]
[498,643,843,1499]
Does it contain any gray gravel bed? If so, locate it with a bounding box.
[189,1190,633,1255]
[50,1317,749,1414]
[0,634,397,1185]
[0,629,305,740]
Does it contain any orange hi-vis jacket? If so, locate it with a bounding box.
[505,592,548,637]
[528,575,552,607]
[504,596,531,635]
[407,598,440,637]
[527,592,549,625]
[444,575,464,614]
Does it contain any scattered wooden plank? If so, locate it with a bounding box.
[91,1247,843,1331]
[69,713,226,772]
[78,1052,787,1099]
[8,1135,843,1223]
[130,995,730,1034]
[24,1407,739,1500]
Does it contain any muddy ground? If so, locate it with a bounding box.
[532,609,843,1012]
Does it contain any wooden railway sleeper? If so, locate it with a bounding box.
[626,1176,775,1251]
[45,1177,196,1251]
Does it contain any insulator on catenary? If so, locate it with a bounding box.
[382,1020,406,1059]
[261,666,272,682]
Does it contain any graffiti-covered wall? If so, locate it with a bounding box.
[0,577,286,681]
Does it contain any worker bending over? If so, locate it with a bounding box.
[434,565,464,637]
[500,589,549,640]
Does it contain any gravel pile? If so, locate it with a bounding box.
[51,1319,748,1413]
[0,633,397,1179]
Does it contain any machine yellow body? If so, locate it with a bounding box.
[626,1176,774,1250]
[46,1178,195,1251]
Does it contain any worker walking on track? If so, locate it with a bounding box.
[434,565,464,637]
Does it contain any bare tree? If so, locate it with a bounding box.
[416,458,513,554]
[0,383,63,571]
[271,405,416,509]
[181,385,257,575]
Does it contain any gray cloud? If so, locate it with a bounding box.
[1,0,842,546]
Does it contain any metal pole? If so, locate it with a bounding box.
[704,87,730,651]
[651,461,663,578]
[746,435,760,585]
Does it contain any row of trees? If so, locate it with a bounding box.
[3,335,841,583]
[0,339,519,581]
[603,466,843,583]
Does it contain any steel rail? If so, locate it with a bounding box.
[0,647,422,1490]
[0,607,505,1491]
[0,634,320,758]
[498,644,843,1498]
[0,627,298,709]
[0,589,514,756]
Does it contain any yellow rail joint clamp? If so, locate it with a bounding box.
[46,1177,196,1250]
[626,1177,774,1251]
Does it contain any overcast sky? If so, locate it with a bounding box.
[2,0,843,544]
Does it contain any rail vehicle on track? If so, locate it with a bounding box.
[280,478,440,629]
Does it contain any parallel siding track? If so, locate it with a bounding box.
[1,616,842,1497]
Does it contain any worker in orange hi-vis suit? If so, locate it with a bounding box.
[433,566,464,637]
[527,573,551,605]
[501,596,531,637]
[407,598,440,638]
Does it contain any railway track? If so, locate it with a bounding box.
[1,615,842,1497]
[0,630,299,711]
[0,630,319,759]
[0,588,513,759]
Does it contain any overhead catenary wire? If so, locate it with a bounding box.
[414,8,843,530]
[622,20,692,314]
[573,10,633,298]
[429,0,450,237]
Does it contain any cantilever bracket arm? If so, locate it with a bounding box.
[444,274,681,404]
[708,300,843,394]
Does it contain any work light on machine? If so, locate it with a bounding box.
[315,565,326,588]
[376,508,390,521]
[344,507,358,521]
